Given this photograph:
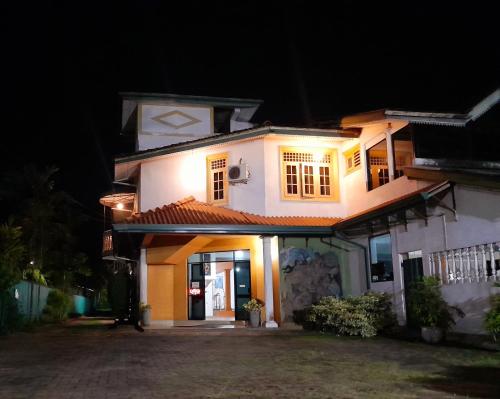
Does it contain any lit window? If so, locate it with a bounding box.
[280,147,338,201]
[369,234,394,282]
[207,154,228,205]
[366,139,389,191]
[344,145,361,174]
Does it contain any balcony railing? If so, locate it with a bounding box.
[102,230,113,258]
[429,242,500,284]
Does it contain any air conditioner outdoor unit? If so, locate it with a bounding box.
[228,164,249,184]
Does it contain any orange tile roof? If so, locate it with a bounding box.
[125,196,341,227]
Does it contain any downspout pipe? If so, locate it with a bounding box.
[333,232,371,291]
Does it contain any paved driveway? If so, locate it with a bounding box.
[0,322,499,398]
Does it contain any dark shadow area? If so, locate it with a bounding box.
[410,366,500,398]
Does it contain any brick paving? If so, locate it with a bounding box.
[0,321,499,398]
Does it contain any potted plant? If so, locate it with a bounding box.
[242,299,263,328]
[407,276,464,344]
[140,302,152,327]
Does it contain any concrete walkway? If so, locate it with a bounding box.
[0,319,499,398]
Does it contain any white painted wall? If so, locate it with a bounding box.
[356,185,500,333]
[137,103,214,151]
[139,135,350,218]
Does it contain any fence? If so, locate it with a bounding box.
[0,281,92,330]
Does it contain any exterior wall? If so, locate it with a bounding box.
[278,237,366,323]
[354,185,500,333]
[137,103,214,151]
[341,120,426,215]
[140,139,267,215]
[139,135,349,218]
[144,235,281,324]
[262,137,347,217]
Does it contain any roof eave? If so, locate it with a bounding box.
[113,223,334,236]
[115,125,359,165]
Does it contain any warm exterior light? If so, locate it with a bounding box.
[313,149,325,162]
[116,202,124,210]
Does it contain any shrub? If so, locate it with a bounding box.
[0,290,24,334]
[42,289,72,322]
[485,295,500,342]
[407,276,464,330]
[305,292,397,338]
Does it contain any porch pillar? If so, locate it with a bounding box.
[261,236,278,328]
[139,248,148,304]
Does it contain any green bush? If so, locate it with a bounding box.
[305,292,397,338]
[485,295,500,342]
[407,276,464,330]
[42,289,72,322]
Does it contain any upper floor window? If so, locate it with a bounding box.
[392,128,414,179]
[280,147,338,201]
[344,145,361,174]
[207,153,228,205]
[366,139,389,191]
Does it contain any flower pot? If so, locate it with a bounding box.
[249,310,260,328]
[142,308,151,327]
[421,326,444,344]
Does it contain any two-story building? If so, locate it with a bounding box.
[101,90,500,333]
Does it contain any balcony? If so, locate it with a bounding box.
[429,242,500,284]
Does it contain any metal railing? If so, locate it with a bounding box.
[102,230,113,257]
[429,242,500,284]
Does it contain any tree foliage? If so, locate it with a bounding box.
[0,221,25,292]
[0,165,90,290]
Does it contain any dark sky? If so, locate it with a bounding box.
[2,1,499,264]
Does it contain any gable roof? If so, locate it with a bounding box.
[115,125,360,164]
[341,88,500,128]
[122,196,340,227]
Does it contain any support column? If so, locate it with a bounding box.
[385,122,395,182]
[225,269,232,311]
[262,236,278,328]
[139,248,148,304]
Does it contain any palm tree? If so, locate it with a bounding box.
[0,165,90,289]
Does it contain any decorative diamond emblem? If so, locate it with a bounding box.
[151,110,202,129]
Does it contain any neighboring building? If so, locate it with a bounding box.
[100,89,500,333]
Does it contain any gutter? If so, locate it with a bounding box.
[113,223,335,236]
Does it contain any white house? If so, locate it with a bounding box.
[100,90,500,333]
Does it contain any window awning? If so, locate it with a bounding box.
[332,181,453,236]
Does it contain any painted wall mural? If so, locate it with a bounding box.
[279,237,343,322]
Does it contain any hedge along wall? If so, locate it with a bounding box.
[13,281,91,319]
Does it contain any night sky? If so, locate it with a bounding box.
[2,1,499,266]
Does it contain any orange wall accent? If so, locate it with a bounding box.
[148,264,174,320]
[145,235,280,323]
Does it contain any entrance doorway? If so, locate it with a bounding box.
[188,250,251,321]
[401,250,424,328]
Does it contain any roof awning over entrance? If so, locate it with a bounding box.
[113,196,340,236]
[332,181,453,236]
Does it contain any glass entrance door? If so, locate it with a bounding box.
[188,262,205,320]
[234,260,251,321]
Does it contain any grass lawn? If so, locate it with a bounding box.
[0,323,499,398]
